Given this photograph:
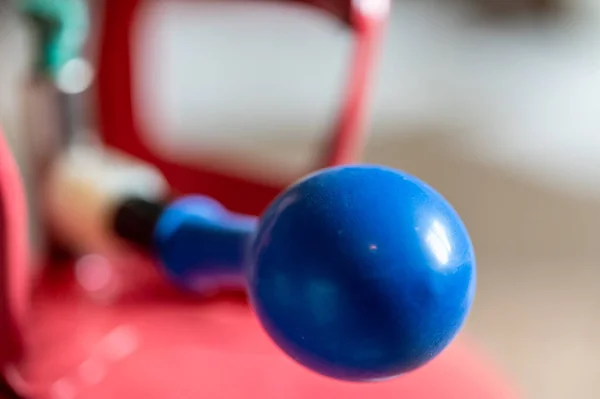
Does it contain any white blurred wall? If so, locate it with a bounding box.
[132,0,600,196]
[1,1,599,197]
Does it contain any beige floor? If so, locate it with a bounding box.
[365,134,600,399]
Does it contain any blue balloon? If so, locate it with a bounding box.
[153,165,475,381]
[247,165,476,381]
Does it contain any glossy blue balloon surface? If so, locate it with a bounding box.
[154,195,257,292]
[248,165,476,381]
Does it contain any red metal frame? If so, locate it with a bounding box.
[0,130,28,375]
[96,0,387,215]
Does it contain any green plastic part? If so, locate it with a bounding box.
[20,0,90,77]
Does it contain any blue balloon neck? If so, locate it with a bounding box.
[153,195,258,292]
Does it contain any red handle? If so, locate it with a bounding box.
[0,129,29,375]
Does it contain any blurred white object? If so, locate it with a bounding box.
[56,58,95,95]
[44,145,168,255]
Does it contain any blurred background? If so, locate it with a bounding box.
[2,0,600,397]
